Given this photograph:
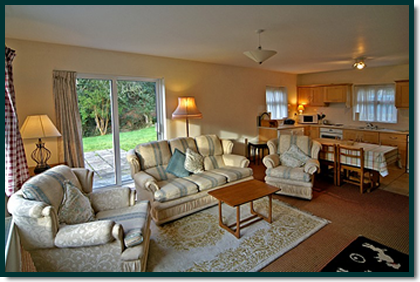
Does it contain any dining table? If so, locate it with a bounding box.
[314,138,400,178]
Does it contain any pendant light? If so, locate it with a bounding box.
[353,57,367,70]
[244,29,277,64]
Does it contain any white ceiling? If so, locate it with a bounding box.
[5,5,410,74]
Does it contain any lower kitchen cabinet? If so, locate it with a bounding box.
[343,129,379,144]
[380,133,408,169]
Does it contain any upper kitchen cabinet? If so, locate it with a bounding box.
[297,86,325,106]
[297,83,352,107]
[395,80,409,109]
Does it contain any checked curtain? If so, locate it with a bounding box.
[5,46,30,196]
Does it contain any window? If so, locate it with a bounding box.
[76,74,166,188]
[353,84,397,123]
[266,86,288,119]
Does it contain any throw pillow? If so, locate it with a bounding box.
[124,229,144,248]
[279,144,311,168]
[58,180,95,225]
[184,148,204,174]
[166,149,191,178]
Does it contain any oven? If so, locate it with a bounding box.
[320,128,343,140]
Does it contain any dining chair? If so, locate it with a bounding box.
[319,143,337,185]
[336,145,373,194]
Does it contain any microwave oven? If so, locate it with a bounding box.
[298,114,318,124]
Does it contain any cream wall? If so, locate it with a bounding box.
[5,38,297,166]
[297,64,410,131]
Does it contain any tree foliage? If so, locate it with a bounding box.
[77,79,156,137]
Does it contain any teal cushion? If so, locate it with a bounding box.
[166,149,191,178]
[124,228,144,248]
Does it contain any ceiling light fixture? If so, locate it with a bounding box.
[244,29,277,64]
[353,58,367,70]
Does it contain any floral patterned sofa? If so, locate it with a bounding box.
[7,165,151,272]
[126,135,253,225]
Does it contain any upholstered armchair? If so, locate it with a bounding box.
[7,165,151,272]
[262,135,321,200]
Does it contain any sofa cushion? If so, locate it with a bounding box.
[168,137,198,154]
[124,228,144,248]
[154,178,199,202]
[58,180,95,225]
[145,165,175,182]
[266,166,312,182]
[96,200,150,240]
[277,135,312,156]
[211,166,253,182]
[280,153,304,168]
[195,135,223,157]
[184,171,227,191]
[135,140,172,170]
[21,165,82,211]
[203,155,226,170]
[166,149,191,178]
[185,148,204,174]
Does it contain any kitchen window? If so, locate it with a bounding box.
[353,84,397,123]
[266,86,288,119]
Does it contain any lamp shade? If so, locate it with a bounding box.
[21,115,61,139]
[244,47,277,65]
[297,104,305,112]
[172,97,202,119]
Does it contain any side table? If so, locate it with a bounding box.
[248,140,268,165]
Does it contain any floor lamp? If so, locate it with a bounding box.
[20,115,62,174]
[172,97,202,137]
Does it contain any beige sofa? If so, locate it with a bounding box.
[127,135,253,225]
[7,165,151,272]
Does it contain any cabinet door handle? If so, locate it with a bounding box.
[389,136,397,140]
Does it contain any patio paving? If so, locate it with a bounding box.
[84,149,134,189]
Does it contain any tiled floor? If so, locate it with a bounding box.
[378,164,410,196]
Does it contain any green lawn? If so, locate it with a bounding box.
[82,126,157,152]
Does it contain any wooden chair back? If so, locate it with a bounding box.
[319,143,337,185]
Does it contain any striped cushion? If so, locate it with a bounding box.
[184,171,227,191]
[211,166,253,182]
[195,135,223,157]
[154,178,199,202]
[21,165,82,210]
[123,228,144,248]
[277,135,312,156]
[168,137,198,154]
[145,165,176,182]
[96,200,150,240]
[135,140,172,170]
[266,166,312,182]
[203,155,225,170]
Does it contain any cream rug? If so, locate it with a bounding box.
[146,199,329,272]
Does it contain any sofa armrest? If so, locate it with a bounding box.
[311,140,322,159]
[89,187,136,212]
[262,154,280,169]
[55,220,121,248]
[127,149,141,178]
[133,171,159,193]
[7,192,49,218]
[220,139,234,154]
[303,158,320,175]
[222,154,250,168]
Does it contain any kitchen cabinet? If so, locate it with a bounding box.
[324,85,351,103]
[305,126,320,139]
[258,127,278,141]
[395,80,409,109]
[297,86,325,106]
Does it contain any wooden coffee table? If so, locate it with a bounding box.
[208,180,280,238]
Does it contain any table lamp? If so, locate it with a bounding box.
[297,104,305,114]
[172,97,202,137]
[20,115,62,174]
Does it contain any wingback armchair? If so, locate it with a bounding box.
[262,135,321,200]
[7,165,151,272]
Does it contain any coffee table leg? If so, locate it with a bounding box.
[250,195,273,224]
[235,206,240,238]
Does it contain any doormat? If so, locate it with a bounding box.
[321,236,409,272]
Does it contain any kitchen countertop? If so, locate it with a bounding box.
[259,124,409,135]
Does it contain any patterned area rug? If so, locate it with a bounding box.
[147,199,329,272]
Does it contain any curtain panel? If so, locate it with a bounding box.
[5,46,30,196]
[53,70,85,168]
[266,86,288,119]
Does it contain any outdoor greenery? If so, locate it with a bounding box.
[77,79,157,137]
[82,126,157,152]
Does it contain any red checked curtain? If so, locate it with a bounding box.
[5,46,30,196]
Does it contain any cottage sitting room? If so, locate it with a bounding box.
[5,5,412,276]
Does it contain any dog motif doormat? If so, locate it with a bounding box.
[321,236,409,272]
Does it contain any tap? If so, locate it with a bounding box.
[366,122,377,129]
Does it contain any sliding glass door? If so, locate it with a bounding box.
[77,75,165,188]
